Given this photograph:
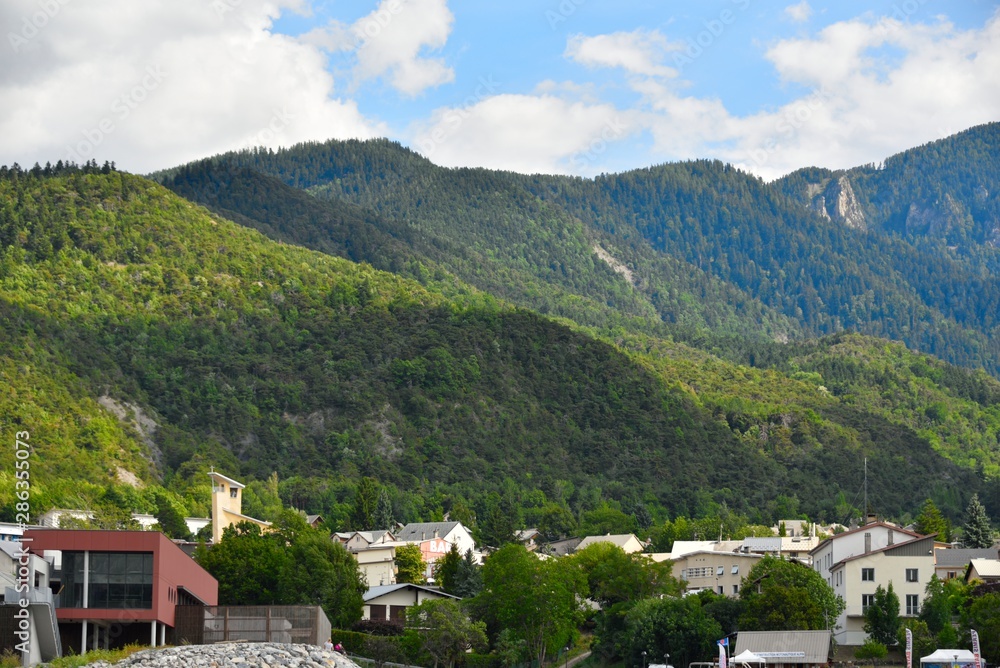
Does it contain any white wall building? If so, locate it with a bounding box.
[828,534,936,646]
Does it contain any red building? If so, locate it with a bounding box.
[23,529,218,656]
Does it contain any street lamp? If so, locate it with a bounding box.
[666,654,671,668]
[643,650,648,668]
[565,646,570,668]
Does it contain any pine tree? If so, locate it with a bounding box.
[915,499,951,542]
[374,489,394,530]
[962,494,993,548]
[349,477,380,531]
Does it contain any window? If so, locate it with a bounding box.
[60,551,153,610]
[862,594,875,613]
[947,571,957,580]
[717,586,724,595]
[732,584,739,595]
[906,568,919,583]
[862,568,875,581]
[230,488,238,498]
[906,594,919,616]
[731,565,739,575]
[717,566,725,576]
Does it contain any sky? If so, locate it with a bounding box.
[1,0,998,179]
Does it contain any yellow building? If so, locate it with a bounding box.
[208,471,271,543]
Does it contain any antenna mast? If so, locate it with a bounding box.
[863,457,868,523]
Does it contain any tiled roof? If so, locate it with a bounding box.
[935,548,998,567]
[396,522,463,542]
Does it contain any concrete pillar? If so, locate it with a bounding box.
[159,622,166,647]
[92,624,99,651]
[81,620,88,656]
[151,620,157,647]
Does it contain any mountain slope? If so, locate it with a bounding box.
[777,122,1000,256]
[159,144,798,342]
[2,167,992,524]
[161,134,1000,375]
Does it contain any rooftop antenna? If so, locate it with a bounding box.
[863,457,868,524]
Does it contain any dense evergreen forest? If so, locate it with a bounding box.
[164,125,1000,376]
[1,163,999,536]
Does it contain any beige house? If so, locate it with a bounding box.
[935,548,997,581]
[208,471,271,544]
[671,550,762,596]
[355,545,398,587]
[576,534,645,554]
[829,534,935,646]
[362,583,460,622]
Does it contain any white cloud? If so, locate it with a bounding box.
[411,94,638,175]
[0,0,383,173]
[566,30,678,77]
[572,12,1000,179]
[785,2,813,23]
[304,0,455,97]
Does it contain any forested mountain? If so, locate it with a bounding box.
[160,128,1000,376]
[777,122,1000,263]
[159,146,798,343]
[3,166,997,531]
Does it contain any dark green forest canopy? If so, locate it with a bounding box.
[3,136,1000,528]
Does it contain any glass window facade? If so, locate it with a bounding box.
[61,552,153,609]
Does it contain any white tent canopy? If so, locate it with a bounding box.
[733,650,766,664]
[921,650,976,665]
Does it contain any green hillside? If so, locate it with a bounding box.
[161,135,1000,376]
[3,165,999,528]
[778,122,1000,260]
[160,145,798,343]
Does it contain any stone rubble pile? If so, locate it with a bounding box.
[74,642,361,667]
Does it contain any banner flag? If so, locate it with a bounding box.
[905,627,913,668]
[719,640,728,668]
[972,629,982,668]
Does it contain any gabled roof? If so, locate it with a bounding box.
[577,534,642,550]
[830,535,936,571]
[363,583,461,602]
[809,521,921,555]
[967,558,1000,579]
[396,522,466,542]
[935,547,998,567]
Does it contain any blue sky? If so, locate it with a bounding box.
[1,0,998,177]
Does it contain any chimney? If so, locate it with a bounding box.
[433,528,439,539]
[864,532,872,553]
[888,530,894,546]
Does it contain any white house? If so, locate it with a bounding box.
[810,521,921,589]
[362,583,460,622]
[829,534,936,646]
[0,541,61,665]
